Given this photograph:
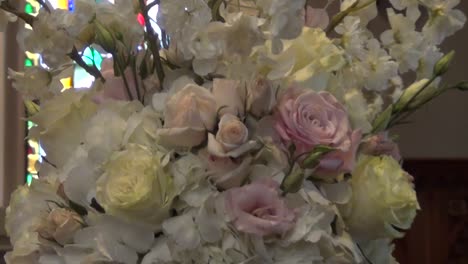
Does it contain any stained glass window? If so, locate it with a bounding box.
[24,0,161,184]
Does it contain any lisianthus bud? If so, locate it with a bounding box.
[394,79,429,112]
[280,164,305,194]
[455,81,468,91]
[433,50,455,76]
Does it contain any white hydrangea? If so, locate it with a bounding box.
[158,0,212,59]
[336,16,369,58]
[421,0,466,44]
[354,39,399,92]
[390,0,421,21]
[256,0,306,52]
[22,10,75,67]
[381,9,425,73]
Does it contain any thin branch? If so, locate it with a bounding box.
[0,2,35,26]
[115,56,135,101]
[139,0,165,85]
[35,0,51,13]
[356,243,374,264]
[130,57,142,101]
[326,0,376,33]
[69,47,105,82]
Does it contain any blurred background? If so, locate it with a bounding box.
[0,0,467,263]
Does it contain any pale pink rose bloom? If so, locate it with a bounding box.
[361,131,402,161]
[158,84,217,148]
[225,179,295,236]
[304,7,330,30]
[207,114,259,158]
[274,88,362,176]
[93,59,140,103]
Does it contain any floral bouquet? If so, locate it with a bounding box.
[1,0,467,263]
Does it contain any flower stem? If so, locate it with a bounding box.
[138,0,165,85]
[0,2,34,26]
[69,47,106,83]
[326,0,376,34]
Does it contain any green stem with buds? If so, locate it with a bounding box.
[138,0,165,85]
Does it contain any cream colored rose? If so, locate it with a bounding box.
[37,208,83,245]
[207,114,258,158]
[247,77,276,118]
[158,84,217,148]
[96,144,174,230]
[340,155,420,241]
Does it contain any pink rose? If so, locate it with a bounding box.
[361,131,402,161]
[224,179,295,236]
[274,88,361,176]
[158,84,217,148]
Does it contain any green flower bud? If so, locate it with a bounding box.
[433,51,455,76]
[281,164,305,194]
[455,81,468,91]
[394,79,429,112]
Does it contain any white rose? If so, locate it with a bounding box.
[37,208,83,245]
[96,144,174,230]
[158,84,217,148]
[340,155,420,241]
[207,114,258,158]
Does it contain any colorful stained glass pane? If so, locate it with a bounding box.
[24,3,35,14]
[26,174,34,186]
[82,47,103,70]
[24,58,34,67]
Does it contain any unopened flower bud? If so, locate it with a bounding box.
[394,79,429,112]
[433,51,455,76]
[455,81,468,91]
[281,164,305,194]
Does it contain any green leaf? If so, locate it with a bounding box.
[372,105,393,133]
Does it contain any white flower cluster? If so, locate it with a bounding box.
[2,0,466,263]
